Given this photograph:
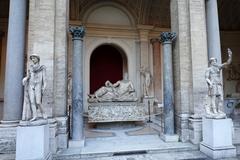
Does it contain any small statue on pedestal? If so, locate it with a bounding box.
[21,54,47,125]
[140,66,152,97]
[205,48,232,119]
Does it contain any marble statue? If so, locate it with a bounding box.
[88,73,137,102]
[22,54,47,122]
[205,48,232,119]
[140,66,152,97]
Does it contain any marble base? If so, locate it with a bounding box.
[200,143,236,159]
[88,102,145,122]
[19,119,48,126]
[200,118,236,159]
[0,126,16,153]
[0,120,19,127]
[161,134,179,142]
[16,124,51,160]
[69,139,85,148]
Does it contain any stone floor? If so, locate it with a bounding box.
[55,121,206,160]
[1,119,240,160]
[1,151,239,160]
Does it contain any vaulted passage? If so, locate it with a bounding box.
[90,45,125,94]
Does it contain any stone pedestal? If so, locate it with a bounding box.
[161,134,179,142]
[189,117,202,144]
[200,118,236,159]
[16,124,51,160]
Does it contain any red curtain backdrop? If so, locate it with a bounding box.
[90,45,123,93]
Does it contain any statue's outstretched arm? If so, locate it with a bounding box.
[221,48,232,68]
[112,81,120,87]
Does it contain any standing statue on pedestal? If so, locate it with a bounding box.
[205,48,232,119]
[22,54,47,122]
[140,66,152,97]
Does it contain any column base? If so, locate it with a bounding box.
[160,134,179,142]
[55,116,69,150]
[69,139,85,148]
[188,117,202,144]
[0,120,18,153]
[0,126,17,153]
[0,120,19,127]
[200,143,236,159]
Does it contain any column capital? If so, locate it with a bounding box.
[150,38,160,44]
[69,26,85,40]
[160,32,177,43]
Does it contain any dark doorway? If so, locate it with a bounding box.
[90,45,124,94]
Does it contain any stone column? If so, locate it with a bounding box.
[2,0,26,124]
[150,38,162,103]
[206,0,221,62]
[160,32,178,142]
[69,26,85,142]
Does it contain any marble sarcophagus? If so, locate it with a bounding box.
[87,75,146,123]
[88,102,145,123]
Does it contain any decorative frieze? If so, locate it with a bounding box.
[88,102,145,123]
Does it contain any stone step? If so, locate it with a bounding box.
[54,150,208,160]
[54,142,203,160]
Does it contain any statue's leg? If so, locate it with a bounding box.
[211,95,218,114]
[29,88,37,121]
[36,85,47,119]
[217,85,224,113]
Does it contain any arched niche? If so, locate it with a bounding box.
[90,44,128,94]
[83,38,138,111]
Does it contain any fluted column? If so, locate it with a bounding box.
[69,26,85,141]
[160,32,177,138]
[2,0,27,124]
[206,0,221,62]
[150,38,162,103]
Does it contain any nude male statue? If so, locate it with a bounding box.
[22,54,47,121]
[205,48,232,119]
[140,67,152,97]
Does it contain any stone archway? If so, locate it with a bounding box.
[90,44,128,94]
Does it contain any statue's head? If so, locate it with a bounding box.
[209,57,217,65]
[30,54,40,64]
